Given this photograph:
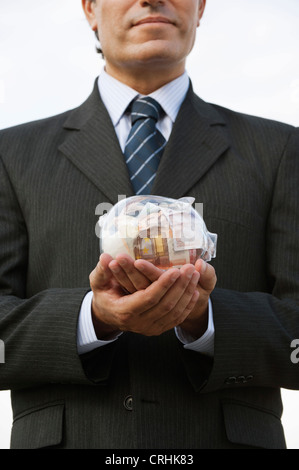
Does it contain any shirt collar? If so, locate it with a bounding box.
[98,68,190,127]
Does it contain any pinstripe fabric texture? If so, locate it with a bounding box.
[0,81,299,448]
[124,97,166,194]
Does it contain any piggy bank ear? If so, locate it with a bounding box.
[178,197,195,205]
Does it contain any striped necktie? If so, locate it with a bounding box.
[124,97,166,195]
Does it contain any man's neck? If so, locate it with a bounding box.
[104,62,186,95]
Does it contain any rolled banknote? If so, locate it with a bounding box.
[99,195,217,269]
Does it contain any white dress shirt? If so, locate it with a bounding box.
[77,69,215,356]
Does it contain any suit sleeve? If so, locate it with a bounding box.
[181,128,299,393]
[0,154,115,390]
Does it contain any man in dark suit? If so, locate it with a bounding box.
[0,0,298,449]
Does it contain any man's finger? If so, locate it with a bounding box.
[117,268,181,315]
[140,264,198,334]
[116,254,154,290]
[149,264,197,322]
[170,270,200,316]
[109,259,137,293]
[134,259,164,283]
[100,253,114,270]
[109,253,155,292]
[194,259,217,292]
[89,253,114,290]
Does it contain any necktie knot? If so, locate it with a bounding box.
[130,97,163,125]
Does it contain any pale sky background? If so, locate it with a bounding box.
[0,0,299,450]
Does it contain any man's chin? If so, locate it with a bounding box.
[127,41,181,66]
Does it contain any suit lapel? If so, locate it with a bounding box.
[59,80,230,203]
[151,85,230,198]
[59,82,134,204]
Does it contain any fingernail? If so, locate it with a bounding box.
[136,263,145,271]
[187,268,195,279]
[118,259,127,267]
[109,263,120,273]
[201,261,207,273]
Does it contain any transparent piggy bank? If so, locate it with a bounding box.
[99,195,217,270]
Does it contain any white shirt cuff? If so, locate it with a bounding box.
[77,291,122,355]
[78,293,215,357]
[175,298,215,357]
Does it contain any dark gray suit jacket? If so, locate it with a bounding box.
[0,81,299,449]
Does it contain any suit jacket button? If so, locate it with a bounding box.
[124,395,133,411]
[225,377,237,385]
[236,376,246,384]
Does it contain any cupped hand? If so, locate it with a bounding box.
[89,253,200,339]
